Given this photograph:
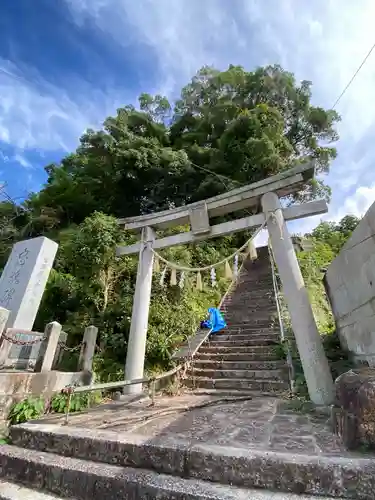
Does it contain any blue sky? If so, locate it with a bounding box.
[1,0,375,235]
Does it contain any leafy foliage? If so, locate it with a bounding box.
[7,391,103,425]
[309,215,360,255]
[50,392,102,413]
[7,397,45,425]
[21,64,339,230]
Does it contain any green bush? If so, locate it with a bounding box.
[8,397,45,425]
[51,391,102,413]
[7,390,103,425]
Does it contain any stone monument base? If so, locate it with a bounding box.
[332,368,375,450]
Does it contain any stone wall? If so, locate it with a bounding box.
[0,370,86,423]
[325,201,375,366]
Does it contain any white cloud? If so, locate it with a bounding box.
[13,153,32,169]
[0,58,127,152]
[64,0,375,230]
[332,184,375,220]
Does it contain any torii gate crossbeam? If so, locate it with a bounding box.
[117,163,334,405]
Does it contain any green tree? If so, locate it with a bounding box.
[309,215,360,255]
[56,212,132,314]
[297,214,361,333]
[26,64,340,230]
[171,64,340,202]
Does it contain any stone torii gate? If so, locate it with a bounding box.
[117,163,334,405]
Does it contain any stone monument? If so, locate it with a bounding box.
[0,236,58,330]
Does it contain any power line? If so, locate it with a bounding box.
[332,41,375,109]
[189,161,243,190]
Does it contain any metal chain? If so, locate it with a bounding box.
[57,341,85,353]
[1,332,46,346]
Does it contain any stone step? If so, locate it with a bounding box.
[195,351,280,361]
[224,314,278,322]
[221,306,276,314]
[9,423,375,499]
[0,445,286,500]
[0,452,337,500]
[225,289,273,296]
[192,359,286,370]
[231,280,273,286]
[233,283,274,290]
[222,295,275,301]
[189,368,287,380]
[209,333,279,342]
[222,305,277,313]
[198,345,278,355]
[0,480,66,500]
[185,377,288,392]
[223,327,280,334]
[221,307,276,315]
[207,337,279,347]
[225,320,279,328]
[227,288,274,296]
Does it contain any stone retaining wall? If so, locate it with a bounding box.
[325,201,375,366]
[0,370,85,424]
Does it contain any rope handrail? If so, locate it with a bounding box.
[150,221,267,272]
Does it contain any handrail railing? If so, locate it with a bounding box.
[268,243,295,392]
[11,229,261,425]
[67,256,246,396]
[49,242,251,423]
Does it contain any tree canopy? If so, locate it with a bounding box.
[24,64,340,231]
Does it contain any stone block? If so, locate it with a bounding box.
[333,369,375,450]
[0,237,58,330]
[343,213,374,250]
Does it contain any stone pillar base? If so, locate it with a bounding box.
[332,368,375,450]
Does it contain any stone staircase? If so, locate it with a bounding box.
[185,246,290,396]
[1,400,374,500]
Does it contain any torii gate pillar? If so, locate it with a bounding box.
[261,192,334,405]
[124,226,155,394]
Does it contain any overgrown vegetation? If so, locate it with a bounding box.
[7,397,46,425]
[297,214,360,333]
[7,391,103,426]
[0,64,341,380]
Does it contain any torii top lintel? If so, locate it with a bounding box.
[118,163,315,233]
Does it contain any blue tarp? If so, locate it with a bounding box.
[207,307,227,333]
[200,307,227,333]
